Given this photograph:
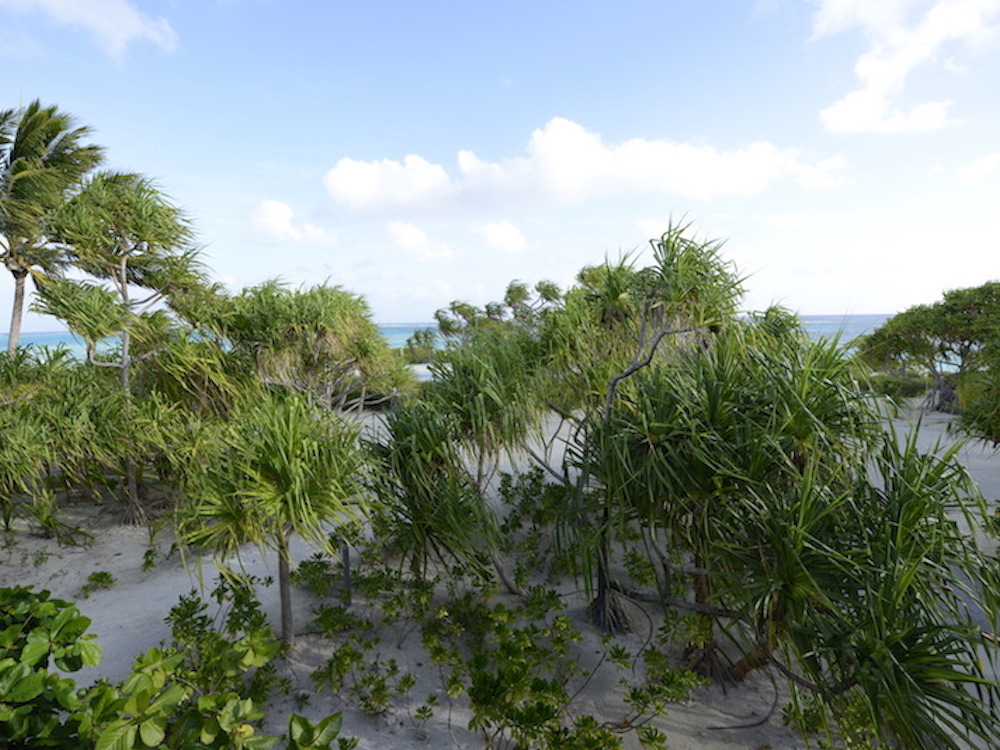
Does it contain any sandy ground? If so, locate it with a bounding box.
[3,407,997,749]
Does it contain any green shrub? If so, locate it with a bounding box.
[0,585,348,749]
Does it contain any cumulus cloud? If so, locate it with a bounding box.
[252,199,336,245]
[474,220,527,253]
[323,117,846,215]
[386,221,454,262]
[960,152,1000,181]
[0,0,177,58]
[465,118,849,201]
[813,0,1000,133]
[324,155,452,211]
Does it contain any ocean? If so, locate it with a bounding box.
[1,315,890,360]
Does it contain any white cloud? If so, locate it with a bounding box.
[475,220,526,253]
[813,0,1000,133]
[386,220,427,249]
[635,218,672,241]
[324,117,846,215]
[252,199,336,245]
[386,221,454,262]
[811,0,919,37]
[0,0,177,58]
[324,155,452,211]
[469,118,848,201]
[760,214,811,231]
[960,152,1000,181]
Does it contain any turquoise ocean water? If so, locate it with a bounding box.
[1,315,890,360]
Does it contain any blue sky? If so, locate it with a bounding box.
[3,0,1000,329]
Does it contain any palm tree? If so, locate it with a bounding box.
[1,100,103,353]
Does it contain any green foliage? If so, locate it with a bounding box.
[41,170,203,377]
[0,399,52,530]
[175,393,363,643]
[0,586,350,749]
[291,552,341,598]
[1,100,104,352]
[421,592,594,748]
[365,399,495,580]
[403,327,438,363]
[165,577,287,702]
[865,370,929,398]
[201,280,415,408]
[308,605,414,717]
[286,712,345,750]
[857,281,1000,414]
[80,571,116,599]
[31,278,124,349]
[497,468,584,578]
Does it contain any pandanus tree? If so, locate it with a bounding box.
[591,318,880,660]
[364,399,496,582]
[192,280,415,410]
[33,171,204,524]
[42,171,201,388]
[1,100,103,353]
[175,395,363,645]
[424,325,550,593]
[549,222,744,632]
[586,312,1000,746]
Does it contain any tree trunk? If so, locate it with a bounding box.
[278,529,295,646]
[116,257,143,524]
[727,641,770,681]
[121,458,146,526]
[341,538,352,605]
[6,266,28,355]
[590,504,630,633]
[685,555,728,681]
[488,546,522,596]
[118,257,132,392]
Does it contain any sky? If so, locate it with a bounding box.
[2,0,1000,330]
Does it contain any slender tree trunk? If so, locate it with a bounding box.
[686,551,729,680]
[341,538,352,604]
[590,503,629,633]
[488,546,521,596]
[116,257,146,525]
[118,257,132,392]
[278,529,295,645]
[6,266,28,355]
[728,641,770,681]
[121,459,146,525]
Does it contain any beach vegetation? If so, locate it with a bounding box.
[184,279,416,411]
[79,571,115,598]
[33,170,203,525]
[857,281,1000,411]
[1,118,999,750]
[402,326,437,363]
[0,585,346,749]
[173,394,363,645]
[396,223,1000,747]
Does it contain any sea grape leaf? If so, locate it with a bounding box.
[95,719,137,750]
